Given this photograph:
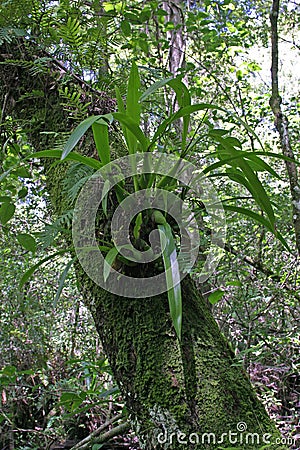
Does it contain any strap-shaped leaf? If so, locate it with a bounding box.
[157,223,182,340]
[31,150,101,169]
[19,250,69,288]
[53,258,76,307]
[113,112,149,152]
[126,61,141,125]
[92,122,110,165]
[103,247,119,282]
[62,115,110,160]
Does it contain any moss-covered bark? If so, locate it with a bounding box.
[0,41,287,449]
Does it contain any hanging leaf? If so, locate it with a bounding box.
[0,202,15,225]
[31,149,101,170]
[223,205,273,231]
[157,222,182,340]
[19,250,69,288]
[53,258,76,307]
[103,247,119,282]
[17,233,37,253]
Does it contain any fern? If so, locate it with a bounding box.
[59,86,90,121]
[0,27,26,45]
[0,57,51,75]
[59,17,83,48]
[39,131,71,152]
[38,210,74,248]
[62,163,95,206]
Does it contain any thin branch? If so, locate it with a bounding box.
[70,413,128,450]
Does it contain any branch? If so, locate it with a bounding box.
[70,414,129,450]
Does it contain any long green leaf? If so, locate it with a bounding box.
[92,122,110,165]
[62,115,108,160]
[215,137,275,227]
[19,250,69,288]
[115,86,128,143]
[126,61,141,124]
[112,113,149,151]
[53,258,76,307]
[168,78,191,150]
[103,247,119,282]
[30,150,101,169]
[124,62,141,154]
[157,223,182,340]
[140,76,173,102]
[223,205,273,231]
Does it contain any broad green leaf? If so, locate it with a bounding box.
[62,115,108,160]
[0,202,15,225]
[158,223,182,340]
[53,258,76,307]
[19,250,69,288]
[226,280,242,287]
[18,188,28,199]
[0,195,12,203]
[12,167,31,178]
[120,19,131,36]
[208,289,225,305]
[113,112,149,151]
[31,150,101,169]
[103,247,119,282]
[1,365,17,377]
[17,233,37,253]
[92,122,110,164]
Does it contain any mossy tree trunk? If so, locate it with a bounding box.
[0,42,286,449]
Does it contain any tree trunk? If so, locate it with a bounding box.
[269,0,300,255]
[0,41,286,449]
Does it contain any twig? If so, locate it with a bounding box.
[70,413,128,450]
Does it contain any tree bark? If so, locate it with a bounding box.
[0,41,287,449]
[269,0,300,255]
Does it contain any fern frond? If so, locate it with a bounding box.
[58,86,90,121]
[62,163,95,206]
[0,27,26,45]
[59,17,84,48]
[38,210,74,248]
